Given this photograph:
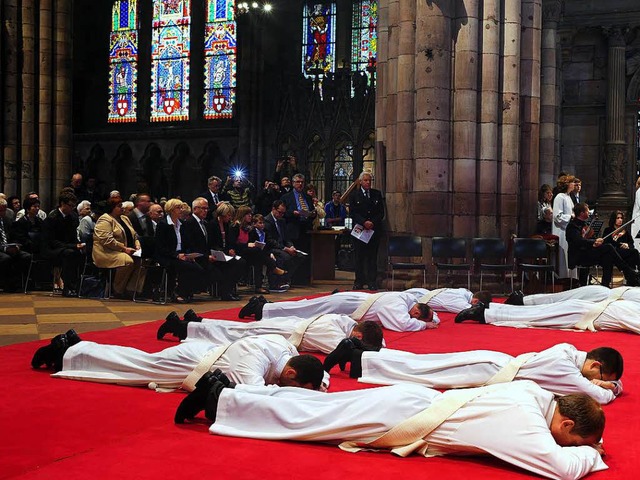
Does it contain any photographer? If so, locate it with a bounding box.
[273,155,300,186]
[221,173,254,210]
[255,180,281,216]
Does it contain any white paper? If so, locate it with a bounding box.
[132,249,142,257]
[350,223,374,244]
[210,250,240,262]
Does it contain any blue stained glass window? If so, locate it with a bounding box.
[150,0,191,122]
[301,3,337,78]
[204,0,237,120]
[351,0,377,91]
[108,0,139,123]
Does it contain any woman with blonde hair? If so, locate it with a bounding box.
[208,201,246,300]
[92,197,144,298]
[154,198,203,303]
[552,175,577,279]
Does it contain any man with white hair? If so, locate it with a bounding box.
[349,171,384,290]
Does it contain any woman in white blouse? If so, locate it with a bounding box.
[552,174,576,279]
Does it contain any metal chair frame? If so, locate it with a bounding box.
[387,236,426,290]
[431,237,471,289]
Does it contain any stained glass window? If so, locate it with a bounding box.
[204,0,237,120]
[150,0,191,122]
[333,139,354,196]
[301,3,337,79]
[308,134,327,200]
[351,1,377,91]
[108,1,139,123]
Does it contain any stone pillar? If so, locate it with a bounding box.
[21,0,36,195]
[391,0,416,233]
[539,0,561,187]
[600,27,627,206]
[53,0,73,195]
[478,0,501,237]
[452,0,480,238]
[498,0,522,238]
[413,0,453,237]
[519,0,542,233]
[39,0,54,205]
[375,0,389,191]
[3,0,19,194]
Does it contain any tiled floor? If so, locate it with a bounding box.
[0,271,356,347]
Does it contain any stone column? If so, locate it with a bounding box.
[600,27,627,204]
[53,0,73,194]
[498,0,522,238]
[452,0,480,238]
[478,0,501,237]
[22,0,36,195]
[539,0,562,187]
[39,0,54,205]
[519,0,542,233]
[375,0,389,191]
[390,0,416,233]
[3,0,19,194]
[413,0,453,237]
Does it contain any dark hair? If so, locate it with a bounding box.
[272,199,285,210]
[472,291,493,306]
[23,197,40,211]
[572,202,589,217]
[416,303,432,321]
[252,213,264,223]
[353,321,384,350]
[287,355,324,390]
[608,210,625,229]
[105,197,123,215]
[7,195,20,210]
[587,347,623,380]
[58,191,78,207]
[556,394,605,439]
[538,184,552,202]
[134,193,151,206]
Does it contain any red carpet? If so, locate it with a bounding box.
[1,295,638,480]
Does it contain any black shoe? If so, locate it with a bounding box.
[184,309,203,323]
[505,291,524,305]
[331,288,340,295]
[352,284,363,290]
[454,305,487,324]
[221,294,241,301]
[239,296,260,319]
[368,284,378,291]
[257,295,269,304]
[323,337,365,373]
[65,329,82,346]
[157,311,187,340]
[31,332,77,371]
[62,289,78,297]
[175,371,220,424]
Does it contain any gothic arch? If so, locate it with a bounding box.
[140,143,167,201]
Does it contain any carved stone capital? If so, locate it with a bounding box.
[542,0,562,24]
[603,26,626,48]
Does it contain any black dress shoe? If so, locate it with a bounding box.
[239,297,260,319]
[454,305,487,324]
[65,329,82,346]
[505,291,524,305]
[221,294,241,301]
[323,337,365,373]
[175,371,219,423]
[31,332,75,371]
[157,312,185,340]
[184,309,203,323]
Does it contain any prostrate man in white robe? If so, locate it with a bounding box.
[504,285,640,306]
[176,378,607,480]
[455,297,640,334]
[156,309,384,354]
[403,287,492,313]
[323,341,622,404]
[238,291,436,332]
[31,330,326,394]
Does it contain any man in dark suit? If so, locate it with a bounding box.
[41,191,84,296]
[182,197,242,301]
[200,176,223,221]
[349,171,385,290]
[566,202,639,287]
[0,198,32,290]
[280,174,315,284]
[127,193,153,237]
[264,200,303,291]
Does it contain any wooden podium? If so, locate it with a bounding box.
[309,229,346,284]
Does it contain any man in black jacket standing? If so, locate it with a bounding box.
[566,202,639,287]
[349,171,385,291]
